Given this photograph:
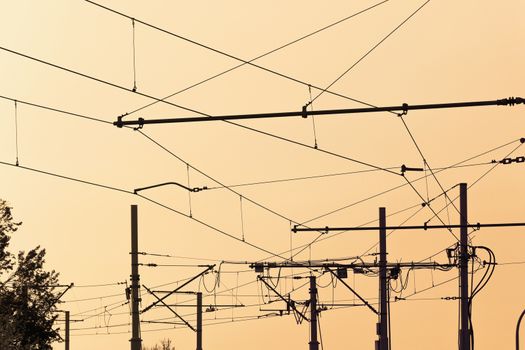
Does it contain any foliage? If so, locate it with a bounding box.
[0,199,62,350]
[143,338,176,350]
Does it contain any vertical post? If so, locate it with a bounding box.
[65,311,70,350]
[378,207,389,350]
[197,292,203,350]
[130,205,142,350]
[459,183,470,350]
[309,276,319,350]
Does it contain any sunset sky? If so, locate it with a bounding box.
[0,1,524,349]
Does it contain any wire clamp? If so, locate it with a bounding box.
[133,117,144,131]
[115,113,129,128]
[397,103,409,117]
[301,104,309,118]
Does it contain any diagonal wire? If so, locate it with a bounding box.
[398,115,462,219]
[310,0,431,104]
[423,141,525,225]
[401,175,459,240]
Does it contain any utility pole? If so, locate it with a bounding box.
[130,205,142,350]
[459,183,470,350]
[377,207,389,350]
[197,292,203,350]
[65,310,70,350]
[309,276,319,350]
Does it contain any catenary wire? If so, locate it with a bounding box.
[0,46,203,116]
[203,161,491,191]
[0,45,401,182]
[84,0,391,116]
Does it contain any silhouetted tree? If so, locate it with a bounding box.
[143,338,176,350]
[0,199,62,350]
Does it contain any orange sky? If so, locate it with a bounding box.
[0,1,524,349]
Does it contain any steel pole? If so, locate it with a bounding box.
[459,184,470,350]
[309,276,319,350]
[130,205,142,350]
[197,292,203,350]
[378,207,389,350]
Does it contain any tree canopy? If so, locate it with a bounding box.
[0,199,62,350]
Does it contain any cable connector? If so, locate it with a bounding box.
[191,186,208,192]
[499,156,525,165]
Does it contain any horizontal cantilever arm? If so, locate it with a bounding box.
[293,222,525,232]
[115,97,523,127]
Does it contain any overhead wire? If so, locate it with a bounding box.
[0,160,133,195]
[0,44,407,182]
[67,262,487,337]
[2,6,520,338]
